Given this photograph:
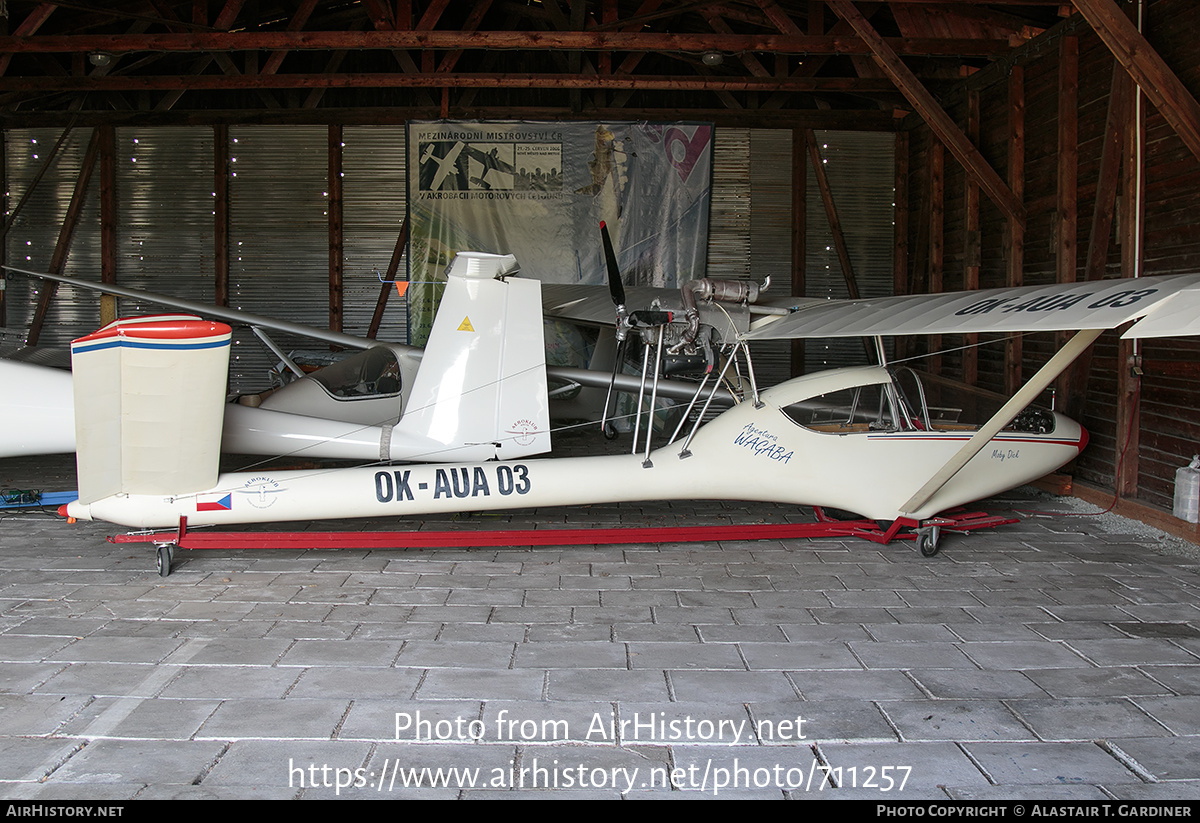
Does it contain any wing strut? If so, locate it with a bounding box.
[900,328,1104,516]
[250,326,304,379]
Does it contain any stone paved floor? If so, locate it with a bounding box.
[2,455,1200,798]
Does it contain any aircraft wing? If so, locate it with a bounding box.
[742,273,1200,340]
[541,282,816,327]
[4,265,731,402]
[542,283,673,325]
[3,265,389,353]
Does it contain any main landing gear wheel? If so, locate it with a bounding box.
[917,526,942,558]
[156,544,175,577]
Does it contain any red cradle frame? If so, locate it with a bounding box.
[108,508,1018,551]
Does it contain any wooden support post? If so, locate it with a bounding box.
[1004,65,1025,396]
[927,140,943,377]
[27,128,101,346]
[962,90,980,401]
[367,217,409,340]
[1116,74,1145,500]
[1065,61,1132,423]
[893,130,909,364]
[806,130,860,301]
[1085,63,1132,285]
[99,124,117,326]
[791,127,807,376]
[214,125,230,307]
[328,125,344,336]
[1116,336,1141,498]
[1054,36,1079,408]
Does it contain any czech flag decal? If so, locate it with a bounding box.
[197,493,233,512]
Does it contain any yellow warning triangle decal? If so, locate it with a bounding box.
[457,316,475,332]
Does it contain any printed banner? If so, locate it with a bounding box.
[406,120,713,345]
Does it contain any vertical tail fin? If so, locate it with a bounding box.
[70,316,232,504]
[392,252,550,461]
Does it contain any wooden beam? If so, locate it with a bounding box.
[807,130,860,301]
[147,0,245,113]
[0,3,56,77]
[361,0,396,30]
[1116,336,1140,498]
[0,31,1020,57]
[302,30,356,110]
[98,124,117,326]
[892,129,909,364]
[435,0,495,73]
[368,217,410,340]
[703,9,772,79]
[213,0,246,31]
[827,0,1024,224]
[361,0,433,107]
[1004,64,1024,396]
[1054,35,1078,407]
[791,127,806,376]
[962,89,979,395]
[1055,36,1079,288]
[415,0,455,31]
[328,125,344,336]
[1072,0,1200,164]
[2,106,900,131]
[214,124,230,308]
[27,127,100,345]
[0,73,906,95]
[1084,61,1131,285]
[261,0,319,75]
[927,139,943,376]
[0,120,76,241]
[1115,69,1145,500]
[1064,60,1131,423]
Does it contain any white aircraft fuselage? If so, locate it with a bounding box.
[64,366,1085,529]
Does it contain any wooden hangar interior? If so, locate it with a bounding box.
[0,0,1198,540]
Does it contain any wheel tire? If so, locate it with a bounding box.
[918,529,940,558]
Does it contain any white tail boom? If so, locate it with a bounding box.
[65,253,550,505]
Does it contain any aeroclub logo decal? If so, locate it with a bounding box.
[236,476,286,509]
[506,419,541,447]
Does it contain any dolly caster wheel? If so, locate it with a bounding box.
[602,422,618,441]
[917,526,941,558]
[156,544,175,577]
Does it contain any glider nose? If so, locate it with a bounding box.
[1076,424,1089,453]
